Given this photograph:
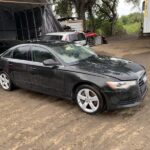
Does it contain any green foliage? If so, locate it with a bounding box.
[54,0,72,18]
[87,19,126,36]
[94,0,119,35]
[119,12,142,35]
[120,12,143,25]
[114,21,126,35]
[123,22,141,34]
[98,20,126,36]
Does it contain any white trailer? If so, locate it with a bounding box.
[143,0,150,33]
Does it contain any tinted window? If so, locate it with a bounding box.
[2,50,12,58]
[13,46,30,61]
[69,33,85,42]
[31,46,55,63]
[42,35,63,41]
[78,33,86,40]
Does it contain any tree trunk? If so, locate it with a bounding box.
[78,8,86,31]
[73,1,86,31]
[110,17,116,36]
[88,7,95,32]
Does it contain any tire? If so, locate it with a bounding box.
[0,72,13,91]
[75,85,104,114]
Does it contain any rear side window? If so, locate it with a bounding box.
[13,46,30,61]
[31,46,55,63]
[2,50,12,58]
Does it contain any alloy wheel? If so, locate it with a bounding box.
[77,88,100,113]
[0,73,11,90]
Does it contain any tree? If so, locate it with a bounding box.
[52,0,118,34]
[125,0,141,8]
[52,0,97,30]
[72,0,96,30]
[120,12,143,25]
[54,0,72,18]
[95,0,118,35]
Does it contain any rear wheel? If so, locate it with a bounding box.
[75,85,104,114]
[0,72,13,91]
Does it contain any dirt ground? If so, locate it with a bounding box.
[0,38,150,150]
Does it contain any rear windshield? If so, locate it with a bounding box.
[41,35,63,41]
[69,33,86,42]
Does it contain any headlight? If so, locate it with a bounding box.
[107,81,137,90]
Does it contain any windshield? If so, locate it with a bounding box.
[50,44,97,64]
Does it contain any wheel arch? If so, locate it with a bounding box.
[72,81,107,110]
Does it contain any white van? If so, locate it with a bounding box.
[42,32,87,46]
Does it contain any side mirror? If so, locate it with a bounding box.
[43,59,60,67]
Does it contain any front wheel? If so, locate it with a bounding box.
[0,72,13,91]
[75,85,104,114]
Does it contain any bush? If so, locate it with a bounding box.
[114,21,126,35]
[123,22,141,34]
[97,20,126,36]
[86,12,142,36]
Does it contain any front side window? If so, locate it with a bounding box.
[13,46,30,61]
[31,46,55,63]
[2,50,12,58]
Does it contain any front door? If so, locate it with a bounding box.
[29,46,64,96]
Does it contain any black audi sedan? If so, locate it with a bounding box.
[0,41,148,114]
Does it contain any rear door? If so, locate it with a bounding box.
[9,45,32,89]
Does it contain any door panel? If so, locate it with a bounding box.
[9,59,31,88]
[10,45,31,89]
[29,46,65,96]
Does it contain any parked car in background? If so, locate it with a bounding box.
[41,32,87,46]
[0,41,147,114]
[85,31,108,46]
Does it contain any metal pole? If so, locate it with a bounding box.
[32,8,38,40]
[24,10,30,41]
[19,13,24,40]
[39,6,43,17]
[39,6,43,36]
[11,9,18,40]
[1,10,5,39]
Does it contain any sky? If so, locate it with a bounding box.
[117,0,142,17]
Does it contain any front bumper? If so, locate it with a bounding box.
[104,75,148,110]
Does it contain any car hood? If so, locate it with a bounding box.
[69,55,145,81]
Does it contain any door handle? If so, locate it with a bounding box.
[32,68,37,71]
[30,67,38,74]
[9,63,13,67]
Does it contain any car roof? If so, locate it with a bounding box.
[12,41,70,48]
[45,32,84,36]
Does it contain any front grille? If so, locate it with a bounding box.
[118,97,138,106]
[139,80,144,87]
[139,73,147,96]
